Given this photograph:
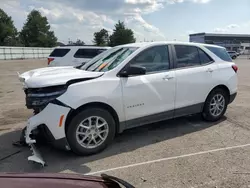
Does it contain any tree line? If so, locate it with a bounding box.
[0,8,136,48]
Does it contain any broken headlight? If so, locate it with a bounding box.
[25,85,67,110]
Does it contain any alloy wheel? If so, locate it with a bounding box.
[76,116,109,149]
[209,94,225,117]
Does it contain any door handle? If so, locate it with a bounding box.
[162,75,174,80]
[206,68,213,73]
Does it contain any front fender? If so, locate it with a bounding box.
[57,79,125,122]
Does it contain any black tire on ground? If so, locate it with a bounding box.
[66,108,116,156]
[20,127,27,143]
[202,88,229,122]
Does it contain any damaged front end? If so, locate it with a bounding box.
[25,85,68,113]
[17,66,104,166]
[23,85,70,166]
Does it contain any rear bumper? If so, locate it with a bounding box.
[229,92,237,104]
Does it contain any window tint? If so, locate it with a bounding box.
[198,48,213,64]
[74,49,107,59]
[130,45,170,73]
[206,46,232,62]
[174,45,200,68]
[49,49,70,57]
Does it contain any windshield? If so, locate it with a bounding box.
[83,47,138,72]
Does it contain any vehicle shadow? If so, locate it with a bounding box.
[0,115,227,174]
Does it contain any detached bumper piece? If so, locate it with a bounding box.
[28,144,45,166]
[25,120,46,166]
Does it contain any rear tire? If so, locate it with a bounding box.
[202,88,228,122]
[66,108,116,156]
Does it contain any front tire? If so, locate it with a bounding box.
[67,108,116,155]
[202,88,228,122]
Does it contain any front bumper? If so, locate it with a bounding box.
[25,102,71,165]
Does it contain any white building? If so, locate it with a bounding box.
[189,33,250,53]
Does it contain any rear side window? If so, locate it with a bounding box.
[74,49,107,59]
[49,49,70,57]
[174,45,213,68]
[206,46,232,62]
[174,45,200,68]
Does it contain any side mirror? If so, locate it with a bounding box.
[119,65,146,77]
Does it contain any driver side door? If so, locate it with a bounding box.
[120,45,176,129]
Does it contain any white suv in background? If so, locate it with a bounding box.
[19,41,237,165]
[48,46,110,67]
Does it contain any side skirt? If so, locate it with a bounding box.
[119,103,204,133]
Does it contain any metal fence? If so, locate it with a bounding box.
[0,47,54,60]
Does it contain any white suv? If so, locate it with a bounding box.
[48,46,110,67]
[19,42,237,165]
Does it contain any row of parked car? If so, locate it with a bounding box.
[18,42,238,168]
[227,51,240,59]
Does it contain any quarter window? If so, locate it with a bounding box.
[130,45,170,73]
[205,46,232,62]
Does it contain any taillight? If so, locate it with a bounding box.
[48,58,54,65]
[232,65,238,73]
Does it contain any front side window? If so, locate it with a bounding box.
[174,45,200,68]
[130,45,170,73]
[85,47,138,72]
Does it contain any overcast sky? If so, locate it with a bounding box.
[2,0,250,44]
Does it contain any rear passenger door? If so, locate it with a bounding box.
[172,45,218,117]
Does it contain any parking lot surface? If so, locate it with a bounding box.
[0,58,250,187]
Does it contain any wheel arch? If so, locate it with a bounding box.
[65,102,120,134]
[206,84,230,103]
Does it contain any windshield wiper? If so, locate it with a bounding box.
[74,62,87,69]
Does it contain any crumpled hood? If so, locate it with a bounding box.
[19,66,104,88]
